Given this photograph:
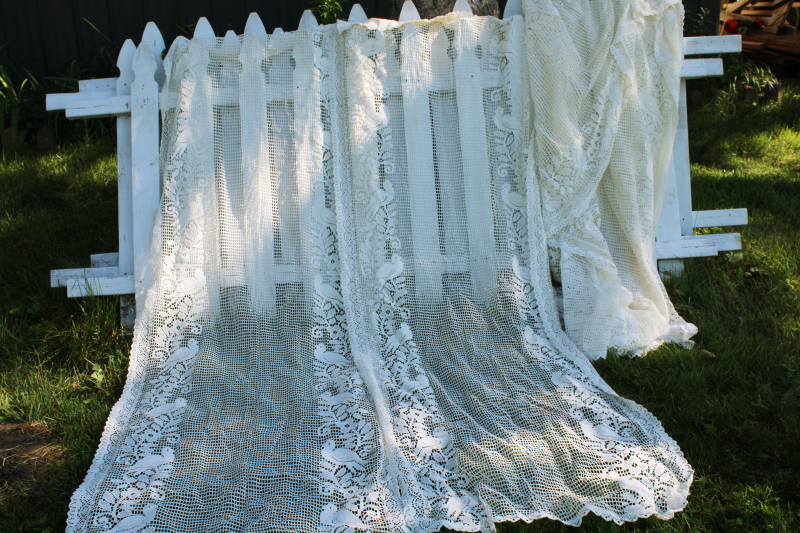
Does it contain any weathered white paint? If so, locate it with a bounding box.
[46,90,116,111]
[131,43,161,310]
[349,4,369,23]
[655,238,718,260]
[692,208,748,228]
[689,233,742,252]
[51,267,121,288]
[66,276,135,298]
[675,80,694,237]
[683,35,742,56]
[90,253,119,267]
[503,0,523,18]
[399,0,422,21]
[656,156,685,276]
[244,13,267,34]
[141,22,166,89]
[79,78,117,92]
[64,95,131,119]
[117,39,136,282]
[681,58,724,79]
[298,10,319,29]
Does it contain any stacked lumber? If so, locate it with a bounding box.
[722,0,796,33]
[722,0,800,73]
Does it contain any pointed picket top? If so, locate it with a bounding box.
[349,4,368,23]
[244,12,267,34]
[132,42,157,85]
[223,30,238,46]
[399,1,421,21]
[140,22,166,88]
[273,27,284,35]
[298,10,319,29]
[503,0,523,19]
[452,0,473,15]
[141,22,165,59]
[194,17,215,38]
[116,39,137,96]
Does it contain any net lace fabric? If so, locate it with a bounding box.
[67,3,694,532]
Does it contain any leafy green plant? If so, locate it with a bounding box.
[685,6,713,37]
[715,56,779,111]
[311,0,346,24]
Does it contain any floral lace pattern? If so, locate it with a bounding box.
[67,4,693,532]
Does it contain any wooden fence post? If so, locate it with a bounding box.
[131,43,161,311]
[116,40,137,328]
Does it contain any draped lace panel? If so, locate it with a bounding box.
[67,3,694,532]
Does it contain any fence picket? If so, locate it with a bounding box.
[298,10,319,29]
[131,43,161,310]
[349,4,368,23]
[194,17,216,38]
[452,0,473,14]
[399,1,421,21]
[244,13,267,34]
[503,0,523,18]
[141,22,166,88]
[117,40,137,326]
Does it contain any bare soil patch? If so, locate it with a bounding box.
[0,422,64,498]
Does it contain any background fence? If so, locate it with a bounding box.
[0,0,399,81]
[0,0,718,83]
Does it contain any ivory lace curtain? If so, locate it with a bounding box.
[68,1,695,532]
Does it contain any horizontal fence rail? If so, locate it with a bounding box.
[46,2,747,326]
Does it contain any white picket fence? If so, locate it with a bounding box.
[48,0,746,326]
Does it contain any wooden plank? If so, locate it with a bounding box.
[681,58,725,79]
[91,253,120,267]
[688,233,743,252]
[117,40,137,280]
[683,35,743,55]
[131,43,161,310]
[692,208,748,228]
[140,23,166,89]
[47,90,116,111]
[66,276,135,298]
[65,95,131,119]
[401,23,443,301]
[656,156,684,275]
[725,0,759,13]
[743,41,769,50]
[79,78,118,92]
[674,80,694,237]
[654,238,718,260]
[455,21,496,291]
[51,267,120,288]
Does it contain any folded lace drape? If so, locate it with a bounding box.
[68,2,694,532]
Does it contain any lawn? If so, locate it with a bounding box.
[0,89,798,532]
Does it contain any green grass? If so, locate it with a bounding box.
[1,91,799,531]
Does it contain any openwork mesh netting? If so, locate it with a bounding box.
[68,2,695,532]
